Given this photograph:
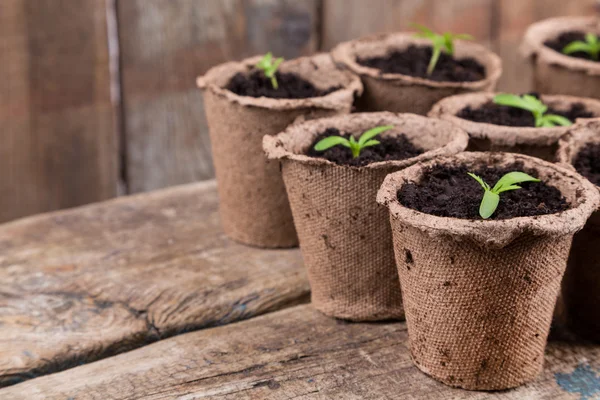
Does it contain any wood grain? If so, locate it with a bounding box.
[0,180,308,387]
[0,0,118,222]
[4,304,599,399]
[118,0,321,193]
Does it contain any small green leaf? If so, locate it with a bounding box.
[314,136,350,151]
[492,171,540,193]
[411,23,435,37]
[587,33,598,45]
[480,190,500,219]
[563,41,592,55]
[467,172,490,191]
[362,139,380,148]
[542,114,573,127]
[358,125,394,146]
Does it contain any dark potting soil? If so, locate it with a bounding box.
[573,143,600,186]
[226,70,340,99]
[307,128,424,167]
[457,96,594,127]
[544,31,600,62]
[398,162,570,220]
[357,45,485,82]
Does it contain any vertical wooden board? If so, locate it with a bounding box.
[118,0,321,193]
[0,0,117,222]
[320,0,494,51]
[494,0,598,93]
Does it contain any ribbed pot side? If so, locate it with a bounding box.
[264,112,468,321]
[429,92,600,161]
[556,118,600,341]
[197,54,362,248]
[522,17,600,99]
[332,32,502,115]
[377,152,599,390]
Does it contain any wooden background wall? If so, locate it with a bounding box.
[1,0,598,222]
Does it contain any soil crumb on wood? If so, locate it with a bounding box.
[226,70,340,99]
[307,128,424,167]
[398,162,570,219]
[357,45,485,82]
[457,95,594,127]
[545,31,600,62]
[574,143,600,186]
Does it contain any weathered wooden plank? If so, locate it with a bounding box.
[4,304,599,399]
[0,0,118,222]
[493,0,598,93]
[118,0,321,193]
[0,180,308,387]
[321,0,495,50]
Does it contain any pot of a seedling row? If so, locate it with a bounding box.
[197,53,362,248]
[429,92,600,161]
[522,16,600,99]
[263,112,468,321]
[556,118,600,341]
[331,26,502,115]
[377,152,599,390]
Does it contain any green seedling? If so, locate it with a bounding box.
[256,52,284,89]
[412,23,473,75]
[467,171,540,219]
[493,94,573,128]
[313,125,394,159]
[563,33,600,60]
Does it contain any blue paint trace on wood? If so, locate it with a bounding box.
[555,364,600,400]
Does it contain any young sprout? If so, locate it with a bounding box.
[412,24,473,75]
[562,33,600,60]
[467,171,540,219]
[255,52,284,89]
[493,94,573,128]
[314,125,394,159]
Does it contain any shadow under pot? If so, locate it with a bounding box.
[429,92,600,161]
[522,16,600,99]
[263,112,468,321]
[331,32,502,115]
[556,118,600,341]
[196,53,362,248]
[377,152,599,390]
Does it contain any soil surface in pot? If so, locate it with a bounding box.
[357,45,485,82]
[398,162,570,219]
[545,31,600,62]
[573,143,600,186]
[457,96,594,127]
[307,128,424,167]
[226,70,340,99]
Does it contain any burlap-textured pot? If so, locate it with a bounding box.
[377,152,599,390]
[522,17,600,98]
[263,112,468,321]
[197,54,362,248]
[429,92,600,161]
[331,32,502,115]
[557,118,600,341]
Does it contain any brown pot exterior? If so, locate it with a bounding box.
[378,152,599,390]
[522,17,600,99]
[556,118,600,340]
[197,54,362,248]
[429,92,600,162]
[264,113,468,320]
[332,33,502,115]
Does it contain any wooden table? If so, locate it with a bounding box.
[1,181,599,399]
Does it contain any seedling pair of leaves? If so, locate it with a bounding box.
[493,94,573,128]
[468,172,540,219]
[314,125,394,158]
[563,33,600,60]
[412,24,473,75]
[255,52,284,89]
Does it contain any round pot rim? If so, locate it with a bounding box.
[196,53,363,111]
[263,112,469,171]
[429,92,600,146]
[521,16,600,76]
[331,32,503,89]
[377,151,600,248]
[557,118,600,190]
